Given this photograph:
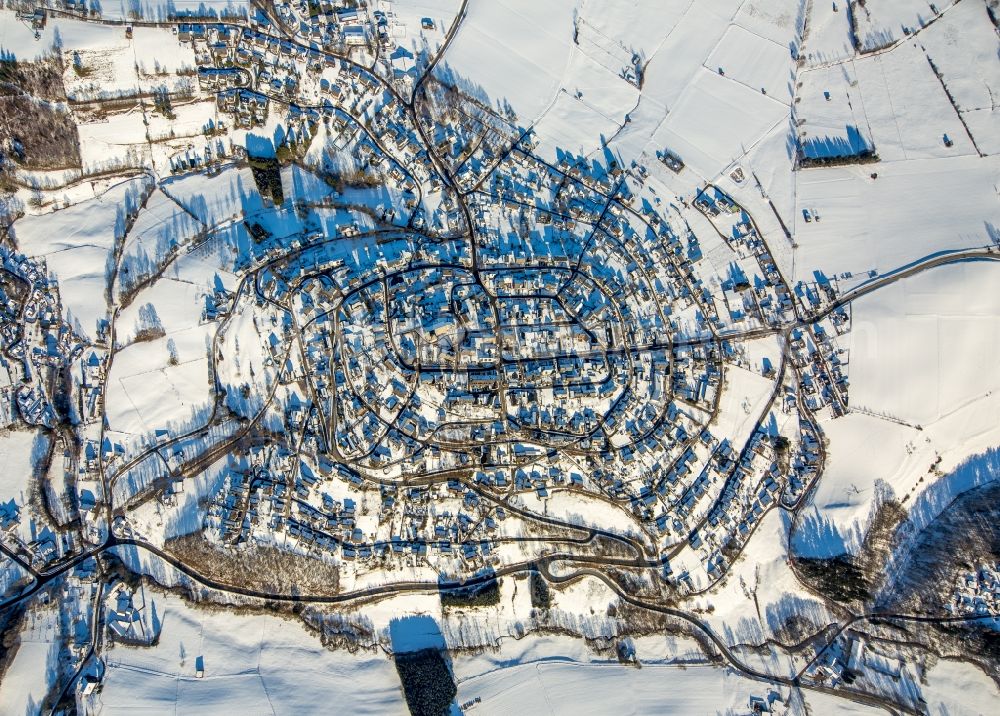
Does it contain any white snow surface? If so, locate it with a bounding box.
[795,260,1000,557]
[97,590,404,714]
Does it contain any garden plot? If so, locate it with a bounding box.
[795,39,977,163]
[795,62,875,160]
[114,189,204,299]
[455,660,773,714]
[13,176,151,339]
[734,0,805,47]
[528,49,639,163]
[60,25,140,101]
[963,108,1000,156]
[0,603,61,716]
[131,26,197,78]
[576,0,693,67]
[852,41,976,161]
[852,0,955,52]
[76,110,153,173]
[848,260,1000,432]
[796,261,1000,559]
[377,0,459,75]
[639,0,742,111]
[792,155,1000,283]
[654,67,788,180]
[918,0,1000,154]
[802,0,856,65]
[96,0,251,21]
[105,328,213,439]
[96,589,404,715]
[432,0,577,124]
[705,25,795,102]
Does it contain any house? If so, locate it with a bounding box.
[343,25,367,45]
[846,636,865,673]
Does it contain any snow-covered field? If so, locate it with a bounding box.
[92,587,999,715]
[793,156,1000,283]
[96,590,404,714]
[0,602,62,716]
[922,657,1000,715]
[0,429,43,510]
[97,1,251,22]
[455,660,770,714]
[852,0,956,53]
[795,259,1000,557]
[94,587,783,715]
[13,176,150,339]
[849,260,1000,429]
